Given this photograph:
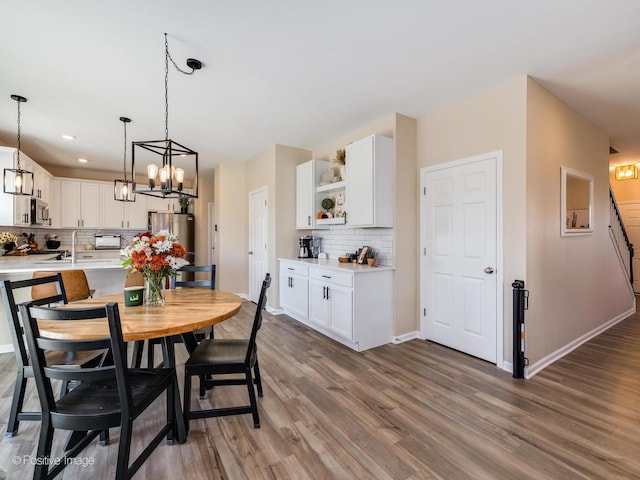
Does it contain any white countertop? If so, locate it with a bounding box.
[278,257,394,273]
[0,254,124,274]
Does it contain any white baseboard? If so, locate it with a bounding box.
[267,307,283,315]
[0,344,14,354]
[525,306,635,378]
[393,331,420,343]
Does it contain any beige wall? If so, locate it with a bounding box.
[193,166,214,270]
[610,170,640,203]
[243,144,312,308]
[214,163,247,295]
[525,78,634,367]
[417,77,528,364]
[393,114,418,336]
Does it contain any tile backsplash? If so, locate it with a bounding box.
[0,227,137,250]
[311,227,394,266]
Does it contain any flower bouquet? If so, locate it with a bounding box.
[121,230,189,306]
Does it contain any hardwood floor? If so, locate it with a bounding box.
[0,301,639,479]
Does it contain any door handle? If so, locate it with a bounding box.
[484,267,494,274]
[248,251,253,255]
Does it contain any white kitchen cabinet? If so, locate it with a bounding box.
[278,259,394,351]
[308,267,353,340]
[146,195,178,212]
[279,260,309,322]
[59,180,100,228]
[296,159,330,229]
[345,134,394,227]
[99,184,148,230]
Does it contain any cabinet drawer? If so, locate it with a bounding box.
[309,267,353,288]
[280,261,308,276]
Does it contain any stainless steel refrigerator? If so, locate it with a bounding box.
[148,212,195,279]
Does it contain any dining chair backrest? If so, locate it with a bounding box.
[245,273,271,366]
[0,274,68,369]
[32,269,93,302]
[19,303,115,419]
[171,264,216,289]
[124,269,144,288]
[19,301,176,479]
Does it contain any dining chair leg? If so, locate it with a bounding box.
[245,369,260,428]
[254,359,263,397]
[116,419,133,480]
[183,371,192,436]
[131,340,144,368]
[147,340,156,368]
[34,418,54,480]
[166,377,175,445]
[99,429,110,446]
[6,371,28,437]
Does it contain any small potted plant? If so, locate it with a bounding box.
[367,248,378,267]
[178,196,193,214]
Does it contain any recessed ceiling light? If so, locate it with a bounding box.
[61,134,76,140]
[78,158,88,163]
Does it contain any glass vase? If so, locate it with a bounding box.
[144,274,165,306]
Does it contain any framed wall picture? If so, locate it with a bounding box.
[357,246,370,264]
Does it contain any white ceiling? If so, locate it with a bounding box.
[1,0,640,174]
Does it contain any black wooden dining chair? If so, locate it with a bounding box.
[141,265,216,368]
[0,274,107,438]
[183,273,271,431]
[19,302,177,480]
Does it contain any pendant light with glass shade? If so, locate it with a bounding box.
[132,33,202,199]
[114,116,135,201]
[3,94,34,196]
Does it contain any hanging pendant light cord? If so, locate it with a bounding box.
[16,99,22,170]
[164,33,197,142]
[123,119,128,181]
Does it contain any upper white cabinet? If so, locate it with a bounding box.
[100,184,148,230]
[59,180,100,228]
[296,159,328,229]
[0,146,55,227]
[345,134,393,227]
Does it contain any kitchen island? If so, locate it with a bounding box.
[0,254,127,352]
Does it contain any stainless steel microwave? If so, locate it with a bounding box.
[30,198,49,226]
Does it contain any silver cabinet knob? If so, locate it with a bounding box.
[484,267,494,274]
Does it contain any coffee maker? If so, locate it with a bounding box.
[298,236,319,258]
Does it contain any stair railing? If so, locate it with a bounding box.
[609,187,634,284]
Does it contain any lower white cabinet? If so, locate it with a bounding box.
[279,261,308,322]
[278,259,393,351]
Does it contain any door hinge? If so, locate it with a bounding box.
[423,186,426,196]
[423,247,426,256]
[264,200,267,206]
[423,307,426,316]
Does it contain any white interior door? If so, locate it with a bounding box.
[421,153,499,363]
[249,187,268,303]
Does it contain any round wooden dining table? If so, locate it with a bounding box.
[36,289,243,342]
[35,288,243,444]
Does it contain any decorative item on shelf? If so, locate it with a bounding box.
[321,197,334,218]
[336,149,346,165]
[334,193,345,218]
[114,116,135,202]
[319,167,333,185]
[367,248,378,267]
[178,196,193,213]
[1,232,18,254]
[3,94,34,196]
[357,246,370,265]
[121,230,189,306]
[132,33,202,200]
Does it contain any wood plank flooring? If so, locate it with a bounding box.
[0,301,639,479]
